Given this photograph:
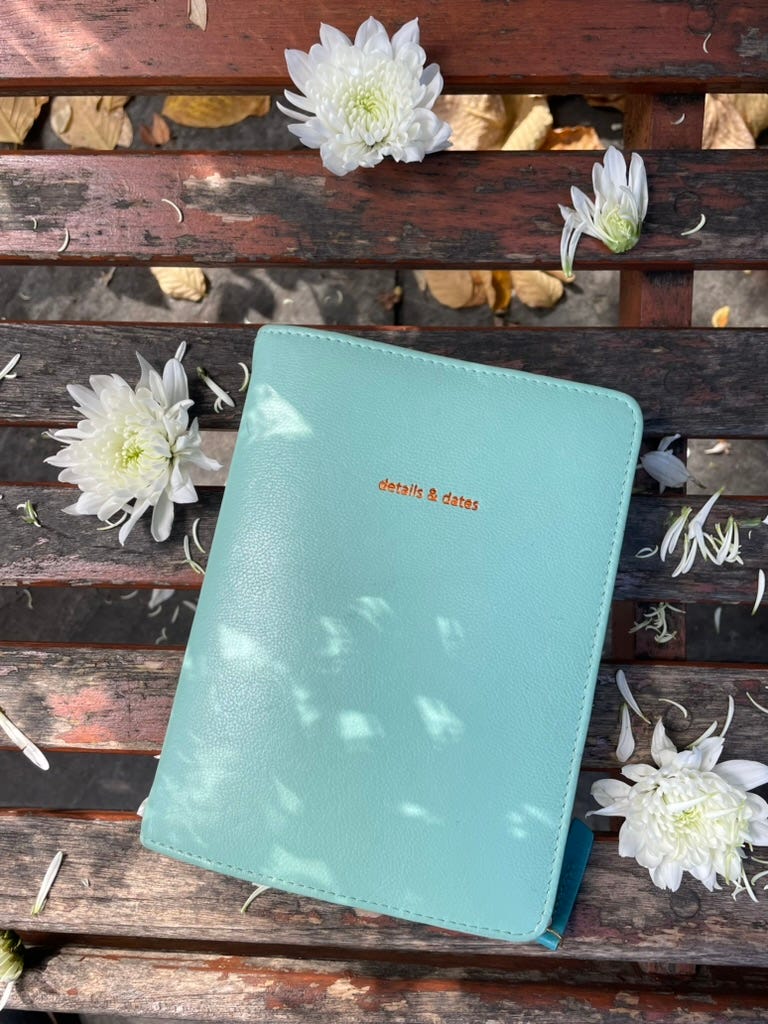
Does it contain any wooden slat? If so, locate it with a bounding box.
[588,663,768,766]
[3,486,767,601]
[2,647,766,765]
[618,95,702,328]
[1,817,767,965]
[0,151,767,269]
[617,495,768,602]
[3,0,766,95]
[0,645,178,753]
[1,483,213,588]
[2,323,768,437]
[9,947,768,1023]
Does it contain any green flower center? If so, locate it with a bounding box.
[602,209,639,253]
[346,84,391,138]
[119,435,146,470]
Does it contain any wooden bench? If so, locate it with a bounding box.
[2,1,768,1019]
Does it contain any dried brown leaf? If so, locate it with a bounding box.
[433,94,551,152]
[510,270,564,309]
[423,270,513,312]
[150,267,207,302]
[423,270,493,309]
[703,94,754,150]
[433,95,509,150]
[490,271,513,314]
[141,113,171,147]
[585,95,626,111]
[188,0,207,30]
[726,93,768,138]
[50,96,133,150]
[542,125,603,151]
[162,95,270,128]
[0,97,48,144]
[500,96,552,151]
[711,305,731,328]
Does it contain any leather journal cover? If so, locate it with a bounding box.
[141,326,642,944]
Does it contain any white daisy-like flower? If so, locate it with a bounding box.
[46,349,221,545]
[590,716,768,895]
[559,146,648,276]
[278,16,451,176]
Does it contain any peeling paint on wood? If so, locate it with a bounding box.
[1,1,767,94]
[0,152,767,268]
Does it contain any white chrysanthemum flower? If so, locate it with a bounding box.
[46,350,221,545]
[559,146,648,276]
[590,718,768,895]
[278,16,451,176]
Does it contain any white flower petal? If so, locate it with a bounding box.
[150,490,175,542]
[658,432,681,453]
[591,777,631,806]
[640,450,691,491]
[118,499,151,545]
[616,703,635,762]
[162,356,189,408]
[629,152,648,219]
[752,569,765,616]
[621,763,656,782]
[714,760,768,792]
[615,668,650,723]
[319,22,352,50]
[650,719,678,767]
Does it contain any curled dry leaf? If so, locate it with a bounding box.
[711,305,731,328]
[140,113,171,147]
[509,271,564,309]
[542,125,603,151]
[162,95,270,129]
[188,0,207,30]
[150,267,207,302]
[499,95,552,151]
[703,94,755,149]
[433,94,551,152]
[50,96,133,150]
[585,95,626,111]
[725,93,768,138]
[0,97,48,144]
[422,270,506,311]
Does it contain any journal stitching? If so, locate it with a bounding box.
[146,327,642,941]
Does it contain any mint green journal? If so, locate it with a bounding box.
[141,326,642,944]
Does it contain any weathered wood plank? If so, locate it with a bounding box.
[9,946,768,1022]
[3,486,766,601]
[3,0,766,95]
[0,645,178,752]
[1,646,765,765]
[619,97,699,376]
[1,323,768,437]
[0,151,767,269]
[1,817,766,965]
[588,663,768,766]
[616,495,768,602]
[1,483,214,588]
